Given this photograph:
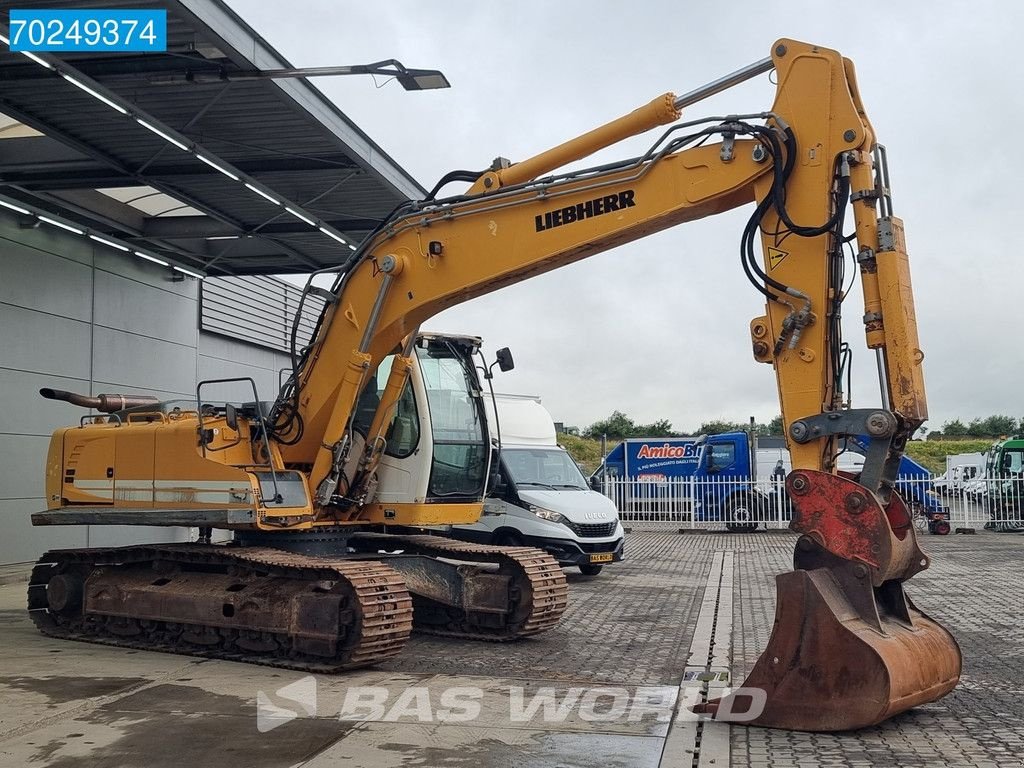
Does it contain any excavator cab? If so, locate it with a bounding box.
[359,333,492,507]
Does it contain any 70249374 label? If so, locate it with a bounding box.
[8,9,167,53]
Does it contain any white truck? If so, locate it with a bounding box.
[933,453,985,496]
[445,393,625,575]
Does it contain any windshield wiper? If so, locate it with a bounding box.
[552,483,586,490]
[518,481,558,490]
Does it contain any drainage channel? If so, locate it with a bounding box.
[658,550,733,768]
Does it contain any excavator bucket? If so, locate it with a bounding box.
[696,470,961,731]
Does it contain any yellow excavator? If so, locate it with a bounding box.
[30,39,960,731]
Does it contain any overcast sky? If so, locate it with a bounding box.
[229,0,1023,433]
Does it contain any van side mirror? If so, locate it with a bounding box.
[495,347,514,372]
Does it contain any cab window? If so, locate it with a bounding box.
[707,442,737,472]
[351,354,420,459]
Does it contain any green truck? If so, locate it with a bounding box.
[984,437,1024,530]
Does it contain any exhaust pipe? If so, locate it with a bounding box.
[39,388,160,413]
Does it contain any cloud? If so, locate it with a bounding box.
[247,0,1024,431]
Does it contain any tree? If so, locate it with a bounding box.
[941,419,968,437]
[635,418,677,437]
[583,411,680,439]
[937,416,1017,439]
[697,420,748,435]
[583,411,638,440]
[766,415,784,435]
[981,415,1018,437]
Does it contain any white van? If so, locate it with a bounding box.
[446,394,624,575]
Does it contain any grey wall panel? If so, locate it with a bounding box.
[0,368,89,436]
[0,434,49,500]
[0,304,92,379]
[198,331,289,371]
[0,244,93,322]
[91,326,197,395]
[93,249,198,298]
[200,275,323,353]
[91,380,195,402]
[93,270,198,348]
[0,499,87,565]
[197,355,281,402]
[0,212,93,267]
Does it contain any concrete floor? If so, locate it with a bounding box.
[0,531,1021,767]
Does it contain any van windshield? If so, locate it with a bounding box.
[502,448,587,490]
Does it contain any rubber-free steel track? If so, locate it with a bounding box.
[27,544,413,672]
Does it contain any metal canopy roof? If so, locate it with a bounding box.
[0,0,426,275]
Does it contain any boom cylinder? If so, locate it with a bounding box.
[673,56,774,110]
[472,93,681,193]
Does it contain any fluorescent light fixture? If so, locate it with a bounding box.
[61,74,129,115]
[137,118,189,151]
[173,265,205,279]
[0,33,8,44]
[205,235,240,241]
[89,234,130,252]
[348,244,357,250]
[21,51,54,70]
[134,250,169,266]
[38,215,84,235]
[244,182,280,205]
[0,199,31,215]
[285,206,316,227]
[318,226,348,245]
[195,154,239,181]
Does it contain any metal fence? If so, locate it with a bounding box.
[598,475,1024,533]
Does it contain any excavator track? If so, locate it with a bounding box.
[27,544,413,672]
[350,533,568,641]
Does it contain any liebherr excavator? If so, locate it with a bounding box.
[30,39,960,731]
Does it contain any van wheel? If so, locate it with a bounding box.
[493,530,524,548]
[725,495,758,533]
[579,564,603,576]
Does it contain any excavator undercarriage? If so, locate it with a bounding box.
[28,534,568,671]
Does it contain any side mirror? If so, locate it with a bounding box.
[225,402,239,432]
[495,347,515,372]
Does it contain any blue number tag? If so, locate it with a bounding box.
[9,9,167,53]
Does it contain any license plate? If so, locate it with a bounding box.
[590,553,613,563]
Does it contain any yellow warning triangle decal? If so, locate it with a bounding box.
[767,247,788,270]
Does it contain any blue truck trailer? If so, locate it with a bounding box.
[590,432,772,532]
[592,432,950,534]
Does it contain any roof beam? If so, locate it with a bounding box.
[0,156,359,190]
[143,215,378,239]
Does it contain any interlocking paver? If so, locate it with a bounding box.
[1,529,1020,766]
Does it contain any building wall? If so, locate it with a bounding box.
[0,211,293,564]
